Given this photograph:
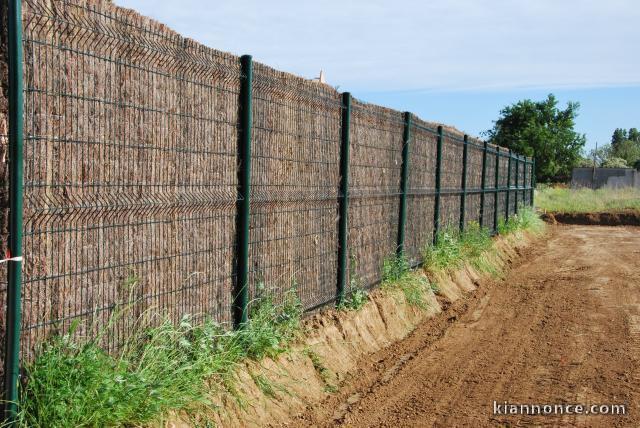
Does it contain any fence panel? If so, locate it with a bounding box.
[525,160,533,205]
[0,0,537,394]
[497,149,510,224]
[483,145,497,231]
[518,157,526,207]
[347,101,404,287]
[439,131,464,232]
[404,120,437,265]
[248,63,342,311]
[508,154,517,216]
[19,0,241,358]
[464,138,484,228]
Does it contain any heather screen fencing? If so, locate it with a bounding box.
[0,0,534,404]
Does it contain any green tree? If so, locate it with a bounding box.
[485,94,586,182]
[575,157,595,168]
[628,128,640,143]
[602,157,628,168]
[611,128,628,149]
[612,139,640,166]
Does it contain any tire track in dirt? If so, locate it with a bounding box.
[288,226,640,427]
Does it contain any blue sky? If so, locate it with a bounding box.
[116,0,640,152]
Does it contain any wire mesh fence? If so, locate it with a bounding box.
[347,101,404,288]
[248,63,342,311]
[0,0,535,398]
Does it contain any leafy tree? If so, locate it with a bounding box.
[602,157,628,168]
[609,127,640,166]
[485,94,586,182]
[611,128,628,148]
[612,139,640,166]
[575,157,595,168]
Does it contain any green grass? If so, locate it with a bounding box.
[16,290,302,428]
[497,207,546,236]
[381,253,432,309]
[422,209,544,279]
[422,222,493,274]
[338,284,368,312]
[536,186,640,213]
[305,349,337,393]
[338,256,369,312]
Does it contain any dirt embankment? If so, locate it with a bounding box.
[166,229,534,427]
[290,226,640,427]
[542,210,640,226]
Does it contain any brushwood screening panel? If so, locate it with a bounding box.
[19,0,241,357]
[347,101,403,286]
[248,63,341,311]
[0,0,535,376]
[404,121,437,264]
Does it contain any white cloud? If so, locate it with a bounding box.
[115,0,640,92]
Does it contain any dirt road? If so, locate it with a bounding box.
[292,226,640,427]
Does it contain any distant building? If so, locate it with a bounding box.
[571,167,640,189]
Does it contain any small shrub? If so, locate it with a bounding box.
[339,284,368,311]
[381,252,411,282]
[238,289,302,360]
[422,228,463,272]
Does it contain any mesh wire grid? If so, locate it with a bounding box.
[403,120,437,265]
[463,138,484,228]
[346,100,404,288]
[19,0,240,358]
[248,62,341,311]
[438,131,464,232]
[0,0,536,374]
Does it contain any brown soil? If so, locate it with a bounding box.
[543,210,640,226]
[288,226,640,427]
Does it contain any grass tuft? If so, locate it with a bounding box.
[423,209,543,280]
[338,256,369,312]
[305,349,337,393]
[497,208,545,236]
[422,222,493,274]
[381,253,431,309]
[17,290,302,428]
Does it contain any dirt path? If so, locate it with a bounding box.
[290,226,640,427]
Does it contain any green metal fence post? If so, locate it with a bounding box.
[479,141,488,228]
[514,155,519,215]
[4,0,25,421]
[233,55,253,328]
[336,93,352,306]
[433,126,443,244]
[459,135,469,232]
[493,146,500,233]
[396,112,411,255]
[505,149,512,222]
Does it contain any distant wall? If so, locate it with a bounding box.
[571,168,639,189]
